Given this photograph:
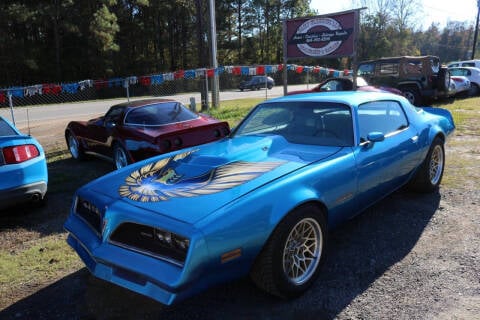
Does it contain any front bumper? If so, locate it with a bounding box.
[63,200,211,306]
[66,232,188,305]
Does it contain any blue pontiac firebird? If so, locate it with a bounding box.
[64,91,455,305]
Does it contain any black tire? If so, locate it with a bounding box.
[250,203,327,299]
[66,131,86,160]
[468,83,479,96]
[267,84,273,89]
[408,137,445,193]
[113,143,131,170]
[402,86,422,106]
[437,67,451,92]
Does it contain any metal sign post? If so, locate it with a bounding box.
[209,0,219,108]
[8,93,15,126]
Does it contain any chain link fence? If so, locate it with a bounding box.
[0,64,350,116]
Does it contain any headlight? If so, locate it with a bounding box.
[109,222,190,266]
[75,197,104,235]
[155,228,190,250]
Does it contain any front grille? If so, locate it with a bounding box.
[75,198,102,235]
[109,222,187,266]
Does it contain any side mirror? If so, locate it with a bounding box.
[367,131,385,142]
[105,121,116,128]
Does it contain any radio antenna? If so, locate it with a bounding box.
[27,108,31,136]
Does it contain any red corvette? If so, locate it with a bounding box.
[65,99,230,169]
[288,77,404,96]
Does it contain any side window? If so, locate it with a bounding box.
[358,101,408,141]
[357,63,375,76]
[403,61,422,75]
[379,63,399,75]
[430,58,440,73]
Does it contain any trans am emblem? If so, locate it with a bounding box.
[119,150,284,202]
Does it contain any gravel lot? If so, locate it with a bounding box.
[0,103,479,319]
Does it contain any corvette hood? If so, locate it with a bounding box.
[85,135,342,224]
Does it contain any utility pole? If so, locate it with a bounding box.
[209,0,219,108]
[472,0,480,59]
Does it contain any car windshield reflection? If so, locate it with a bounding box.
[233,102,354,146]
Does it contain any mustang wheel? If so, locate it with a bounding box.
[113,144,130,170]
[250,204,327,299]
[409,137,445,192]
[67,132,85,160]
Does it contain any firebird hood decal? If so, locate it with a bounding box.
[119,150,283,202]
[84,136,344,223]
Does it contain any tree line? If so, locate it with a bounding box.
[0,0,476,86]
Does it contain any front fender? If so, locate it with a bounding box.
[196,151,358,275]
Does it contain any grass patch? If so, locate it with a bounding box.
[208,98,262,127]
[440,97,480,188]
[436,96,480,111]
[436,98,480,135]
[443,153,479,189]
[46,149,70,163]
[0,234,82,295]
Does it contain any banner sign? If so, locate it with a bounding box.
[284,11,357,59]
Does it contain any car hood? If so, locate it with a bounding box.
[84,135,343,224]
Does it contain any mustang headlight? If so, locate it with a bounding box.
[109,222,190,266]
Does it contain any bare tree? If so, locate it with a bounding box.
[391,0,423,32]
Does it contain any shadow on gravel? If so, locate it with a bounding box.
[0,189,440,320]
[0,156,112,237]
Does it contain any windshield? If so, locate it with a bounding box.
[233,101,353,146]
[124,102,198,126]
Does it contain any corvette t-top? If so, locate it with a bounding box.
[65,99,230,169]
[64,91,455,305]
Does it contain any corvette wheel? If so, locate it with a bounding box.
[250,204,326,299]
[113,144,130,170]
[67,132,85,160]
[402,86,421,106]
[409,137,445,192]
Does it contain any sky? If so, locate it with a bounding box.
[310,0,479,30]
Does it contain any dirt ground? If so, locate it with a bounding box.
[0,112,479,319]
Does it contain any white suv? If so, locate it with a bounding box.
[447,60,480,69]
[448,66,480,96]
